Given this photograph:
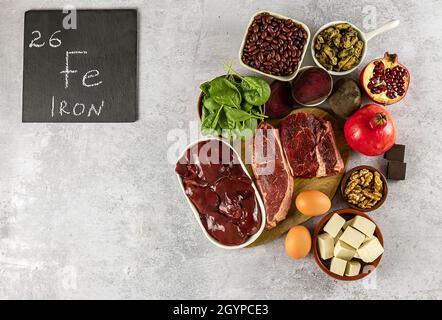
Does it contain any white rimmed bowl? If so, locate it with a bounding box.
[311,20,399,76]
[292,66,334,107]
[238,10,311,81]
[175,137,266,249]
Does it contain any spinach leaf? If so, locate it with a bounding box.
[202,127,220,137]
[203,96,221,112]
[242,101,254,112]
[224,106,253,122]
[236,116,259,139]
[200,82,211,95]
[211,105,224,129]
[218,112,235,129]
[240,76,271,106]
[201,112,216,132]
[208,77,241,108]
[244,118,258,132]
[201,104,209,118]
[200,64,270,140]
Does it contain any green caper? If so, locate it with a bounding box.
[338,48,354,58]
[349,36,358,47]
[342,56,358,70]
[341,34,352,48]
[354,40,364,57]
[333,34,342,47]
[338,55,352,70]
[322,45,335,60]
[335,23,351,30]
[314,23,364,72]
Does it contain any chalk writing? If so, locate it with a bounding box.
[30,31,103,117]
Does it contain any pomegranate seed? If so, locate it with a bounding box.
[368,59,408,100]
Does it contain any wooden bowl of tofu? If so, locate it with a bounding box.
[313,208,384,281]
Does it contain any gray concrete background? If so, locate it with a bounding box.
[0,0,441,299]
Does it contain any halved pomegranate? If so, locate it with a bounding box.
[360,52,410,105]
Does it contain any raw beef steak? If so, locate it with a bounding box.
[280,113,344,178]
[252,123,293,229]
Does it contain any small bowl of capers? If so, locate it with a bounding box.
[311,20,400,76]
[340,165,388,212]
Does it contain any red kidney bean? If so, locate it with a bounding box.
[242,12,306,76]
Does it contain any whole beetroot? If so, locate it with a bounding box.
[329,78,362,119]
[264,80,294,119]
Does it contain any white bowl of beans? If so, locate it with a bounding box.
[238,11,311,82]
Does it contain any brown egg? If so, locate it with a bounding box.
[295,190,331,216]
[285,225,312,259]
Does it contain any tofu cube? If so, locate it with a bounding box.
[357,237,384,263]
[334,229,343,245]
[334,240,356,261]
[345,260,361,277]
[340,226,366,249]
[351,216,376,237]
[323,214,346,238]
[363,235,374,244]
[343,218,355,230]
[330,257,347,276]
[317,233,334,260]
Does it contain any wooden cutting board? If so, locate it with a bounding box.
[244,107,350,247]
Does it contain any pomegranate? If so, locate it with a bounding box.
[360,52,410,105]
[344,104,396,156]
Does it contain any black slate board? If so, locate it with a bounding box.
[22,9,138,122]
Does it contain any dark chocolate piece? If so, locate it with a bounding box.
[387,161,407,180]
[384,144,405,162]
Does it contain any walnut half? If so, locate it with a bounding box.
[344,168,383,209]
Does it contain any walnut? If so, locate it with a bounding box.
[374,172,383,193]
[344,168,384,209]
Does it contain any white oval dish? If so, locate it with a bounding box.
[311,20,399,76]
[175,137,266,249]
[292,66,333,107]
[238,10,311,82]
